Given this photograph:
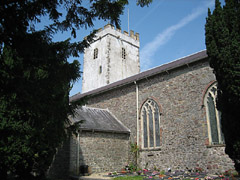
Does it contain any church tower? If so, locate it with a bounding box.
[82,24,140,93]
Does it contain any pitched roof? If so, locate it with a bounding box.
[70,50,208,102]
[69,106,130,134]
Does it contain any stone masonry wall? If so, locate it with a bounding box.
[78,131,130,173]
[48,132,129,178]
[85,59,234,174]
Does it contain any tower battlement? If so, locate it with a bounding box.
[96,24,139,41]
[91,24,140,48]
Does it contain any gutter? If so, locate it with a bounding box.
[77,132,80,175]
[78,128,130,134]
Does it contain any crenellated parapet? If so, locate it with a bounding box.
[96,24,140,42]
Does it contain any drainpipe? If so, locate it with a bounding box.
[77,132,80,175]
[134,81,139,145]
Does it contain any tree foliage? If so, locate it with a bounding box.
[0,0,152,179]
[0,33,79,180]
[205,0,240,173]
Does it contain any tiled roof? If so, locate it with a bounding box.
[69,106,130,134]
[70,50,208,102]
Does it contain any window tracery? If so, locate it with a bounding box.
[204,82,224,145]
[140,99,161,149]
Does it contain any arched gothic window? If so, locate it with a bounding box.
[140,99,161,149]
[94,48,98,59]
[204,82,224,145]
[122,48,126,59]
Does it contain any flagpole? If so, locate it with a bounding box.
[128,8,129,33]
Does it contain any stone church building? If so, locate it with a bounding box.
[48,24,235,179]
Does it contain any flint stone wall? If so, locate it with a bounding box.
[85,58,234,173]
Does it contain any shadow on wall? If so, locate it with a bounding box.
[47,135,86,179]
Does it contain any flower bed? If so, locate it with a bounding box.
[108,168,240,180]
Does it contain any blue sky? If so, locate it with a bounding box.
[54,0,223,96]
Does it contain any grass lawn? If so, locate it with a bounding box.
[113,175,144,180]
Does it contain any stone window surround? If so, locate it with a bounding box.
[139,98,162,150]
[94,48,98,59]
[122,47,126,59]
[203,81,225,147]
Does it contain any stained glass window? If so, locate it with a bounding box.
[155,107,160,147]
[143,109,148,148]
[149,108,154,147]
[141,99,161,149]
[204,82,224,145]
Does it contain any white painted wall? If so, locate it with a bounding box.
[82,24,140,93]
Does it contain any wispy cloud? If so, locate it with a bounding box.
[140,0,214,71]
[133,0,164,29]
